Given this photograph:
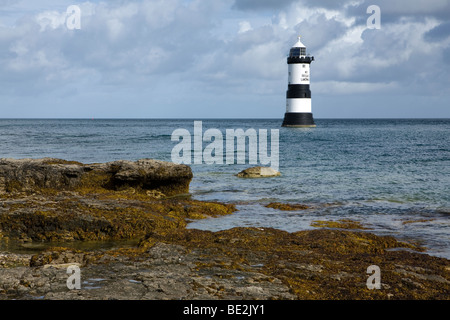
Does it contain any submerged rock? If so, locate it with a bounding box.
[236,166,281,178]
[0,158,193,196]
[265,202,309,211]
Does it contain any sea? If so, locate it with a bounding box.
[0,118,449,258]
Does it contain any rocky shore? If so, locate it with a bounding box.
[0,158,449,300]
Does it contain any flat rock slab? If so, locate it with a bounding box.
[0,158,192,196]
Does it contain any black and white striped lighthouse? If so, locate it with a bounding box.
[282,36,316,127]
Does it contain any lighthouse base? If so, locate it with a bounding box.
[282,112,316,127]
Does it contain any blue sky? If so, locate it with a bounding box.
[1,0,449,118]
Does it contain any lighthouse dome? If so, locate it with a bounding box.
[289,36,306,57]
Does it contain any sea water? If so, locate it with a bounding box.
[0,119,448,258]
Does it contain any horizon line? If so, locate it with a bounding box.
[0,117,449,120]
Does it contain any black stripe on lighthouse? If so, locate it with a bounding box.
[286,84,311,99]
[287,56,314,64]
[282,112,315,127]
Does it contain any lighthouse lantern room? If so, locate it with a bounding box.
[282,36,316,127]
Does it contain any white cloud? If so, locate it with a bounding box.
[238,20,252,33]
[374,0,450,15]
[35,10,67,31]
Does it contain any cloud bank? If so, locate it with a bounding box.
[0,0,449,118]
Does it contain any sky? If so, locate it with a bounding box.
[0,0,449,119]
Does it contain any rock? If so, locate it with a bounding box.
[0,243,296,300]
[0,158,192,196]
[236,166,281,178]
[0,226,449,300]
[265,202,309,211]
[1,159,449,301]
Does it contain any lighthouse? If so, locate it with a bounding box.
[282,36,315,127]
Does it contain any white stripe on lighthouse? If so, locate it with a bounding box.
[288,64,310,85]
[286,98,311,113]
